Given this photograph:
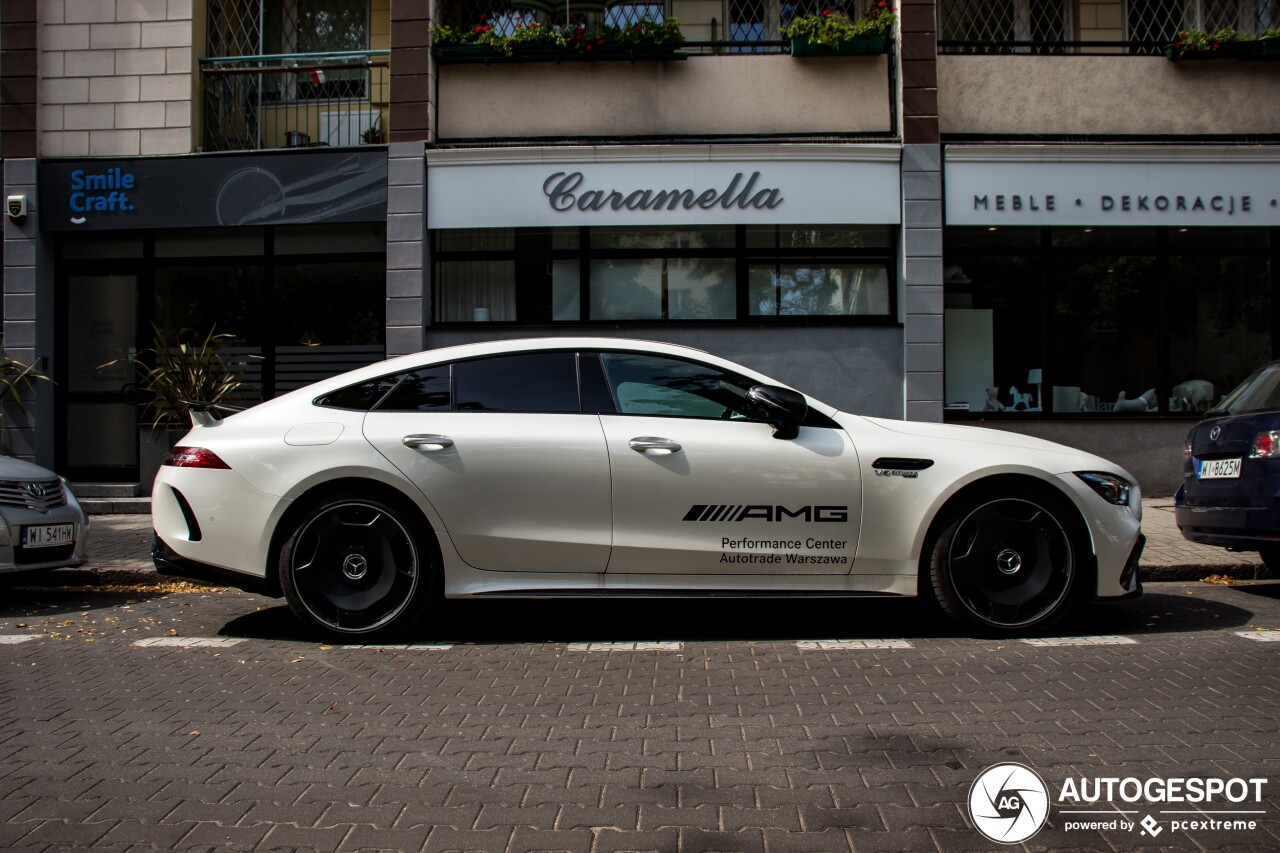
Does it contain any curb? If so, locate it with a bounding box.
[1140,563,1273,583]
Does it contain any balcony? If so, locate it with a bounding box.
[432,0,896,140]
[201,50,390,152]
[936,0,1280,136]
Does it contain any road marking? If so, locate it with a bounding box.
[567,642,683,651]
[1234,631,1280,642]
[0,635,42,644]
[1020,636,1137,646]
[133,637,245,648]
[334,643,456,650]
[796,639,912,650]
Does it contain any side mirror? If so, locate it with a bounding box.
[748,384,807,440]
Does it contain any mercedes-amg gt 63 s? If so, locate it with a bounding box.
[152,338,1144,639]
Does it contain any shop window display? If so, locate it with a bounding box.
[943,227,1274,417]
[433,225,896,324]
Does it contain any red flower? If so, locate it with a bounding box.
[1212,42,1220,49]
[586,44,593,51]
[822,9,831,15]
[480,13,487,20]
[474,25,483,33]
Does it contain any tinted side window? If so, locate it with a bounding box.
[454,352,580,413]
[377,366,451,412]
[600,353,758,419]
[316,375,401,411]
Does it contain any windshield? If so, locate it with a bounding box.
[1218,363,1280,415]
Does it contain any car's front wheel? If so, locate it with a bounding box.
[278,492,436,641]
[927,486,1087,635]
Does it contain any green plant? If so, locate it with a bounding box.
[431,14,685,56]
[0,355,51,455]
[783,3,897,46]
[1170,27,1253,55]
[116,326,255,429]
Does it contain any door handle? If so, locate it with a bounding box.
[402,434,454,450]
[629,436,681,454]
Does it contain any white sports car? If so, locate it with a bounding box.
[152,337,1144,639]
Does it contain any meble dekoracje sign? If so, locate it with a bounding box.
[945,145,1280,227]
[426,145,902,229]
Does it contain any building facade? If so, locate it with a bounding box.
[2,0,1278,494]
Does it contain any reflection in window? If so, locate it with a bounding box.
[1168,254,1271,412]
[942,226,1271,417]
[378,368,451,412]
[601,353,757,418]
[590,259,735,321]
[749,264,889,316]
[1049,255,1159,415]
[454,353,579,413]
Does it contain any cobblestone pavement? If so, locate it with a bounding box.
[0,509,1277,852]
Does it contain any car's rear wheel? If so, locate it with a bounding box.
[928,487,1086,635]
[279,492,436,641]
[1260,546,1280,575]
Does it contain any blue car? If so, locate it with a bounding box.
[1176,361,1280,570]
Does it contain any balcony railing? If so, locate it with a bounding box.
[938,0,1280,55]
[201,50,390,152]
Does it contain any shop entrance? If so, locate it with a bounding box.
[63,274,140,481]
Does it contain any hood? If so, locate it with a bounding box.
[849,416,1134,481]
[0,455,60,481]
[857,416,1080,454]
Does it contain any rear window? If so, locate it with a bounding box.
[1219,364,1280,415]
[315,376,400,411]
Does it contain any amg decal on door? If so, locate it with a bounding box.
[682,505,849,523]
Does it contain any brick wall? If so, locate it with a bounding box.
[39,0,194,157]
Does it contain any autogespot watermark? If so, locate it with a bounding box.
[967,764,1270,843]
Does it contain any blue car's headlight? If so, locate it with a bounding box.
[1076,472,1132,506]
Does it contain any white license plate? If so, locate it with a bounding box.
[21,524,75,548]
[1199,458,1242,479]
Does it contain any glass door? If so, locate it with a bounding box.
[62,274,140,481]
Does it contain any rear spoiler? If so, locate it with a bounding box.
[181,399,246,427]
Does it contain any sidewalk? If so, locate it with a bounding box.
[64,499,1270,587]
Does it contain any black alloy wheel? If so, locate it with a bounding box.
[929,491,1083,634]
[279,494,433,640]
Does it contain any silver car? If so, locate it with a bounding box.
[0,457,89,575]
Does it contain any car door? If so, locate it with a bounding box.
[591,352,862,575]
[362,351,612,573]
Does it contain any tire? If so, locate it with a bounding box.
[1260,546,1280,575]
[927,486,1087,636]
[278,491,437,642]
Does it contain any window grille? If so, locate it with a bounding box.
[940,0,1278,54]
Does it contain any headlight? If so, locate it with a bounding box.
[1076,471,1132,506]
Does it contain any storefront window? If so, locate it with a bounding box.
[433,226,895,324]
[943,226,1275,417]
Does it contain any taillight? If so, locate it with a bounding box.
[1184,440,1192,462]
[1250,431,1280,459]
[163,446,231,469]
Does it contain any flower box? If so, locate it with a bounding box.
[1260,36,1280,59]
[1164,33,1264,61]
[790,34,885,57]
[433,43,686,63]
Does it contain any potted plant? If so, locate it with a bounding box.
[1260,26,1280,58]
[0,354,51,456]
[784,3,896,57]
[1165,28,1262,60]
[106,326,258,486]
[431,15,685,61]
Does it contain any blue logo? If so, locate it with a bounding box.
[69,167,137,224]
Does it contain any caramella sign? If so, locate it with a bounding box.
[426,147,901,229]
